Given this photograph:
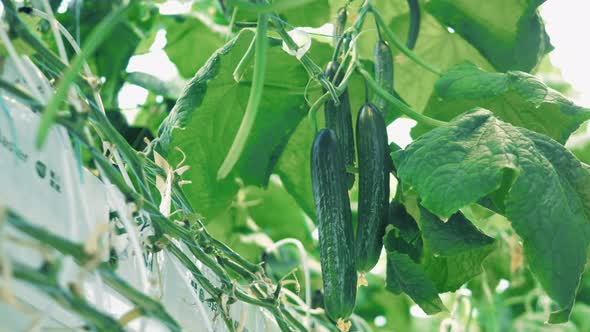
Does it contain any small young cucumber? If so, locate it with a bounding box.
[311,129,357,321]
[355,103,390,272]
[324,61,355,189]
[373,40,401,120]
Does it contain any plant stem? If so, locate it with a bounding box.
[3,259,126,332]
[194,219,262,274]
[233,34,257,82]
[166,243,223,298]
[5,210,182,331]
[371,7,442,76]
[0,78,43,110]
[119,307,143,325]
[357,65,447,127]
[99,268,182,331]
[353,1,372,32]
[88,108,155,202]
[36,4,130,148]
[217,13,269,180]
[308,36,358,134]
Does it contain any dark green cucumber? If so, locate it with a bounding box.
[373,39,401,121]
[311,129,357,321]
[355,103,390,272]
[406,0,421,50]
[333,7,347,47]
[324,61,355,189]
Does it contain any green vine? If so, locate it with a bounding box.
[218,13,269,180]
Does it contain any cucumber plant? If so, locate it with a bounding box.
[1,0,588,331]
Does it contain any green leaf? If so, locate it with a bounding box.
[393,108,590,321]
[400,198,496,292]
[278,0,331,27]
[233,0,331,26]
[275,117,316,219]
[416,207,495,258]
[387,201,422,261]
[426,0,551,72]
[164,16,226,78]
[569,139,590,165]
[243,178,314,248]
[154,30,311,219]
[570,303,590,332]
[384,249,446,315]
[387,200,494,299]
[422,245,496,292]
[413,63,590,143]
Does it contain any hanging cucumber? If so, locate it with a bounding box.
[406,0,421,50]
[324,61,355,189]
[355,103,390,272]
[373,34,401,121]
[311,129,357,322]
[373,39,393,111]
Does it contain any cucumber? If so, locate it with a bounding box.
[355,103,390,272]
[324,61,355,189]
[373,39,401,120]
[406,0,421,50]
[311,129,357,321]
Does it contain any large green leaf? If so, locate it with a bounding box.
[422,245,496,293]
[278,0,331,27]
[233,0,331,27]
[426,0,551,72]
[154,30,312,219]
[393,108,590,322]
[416,207,494,257]
[413,63,590,143]
[275,117,316,219]
[164,16,225,78]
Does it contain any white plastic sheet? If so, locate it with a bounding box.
[0,58,285,331]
